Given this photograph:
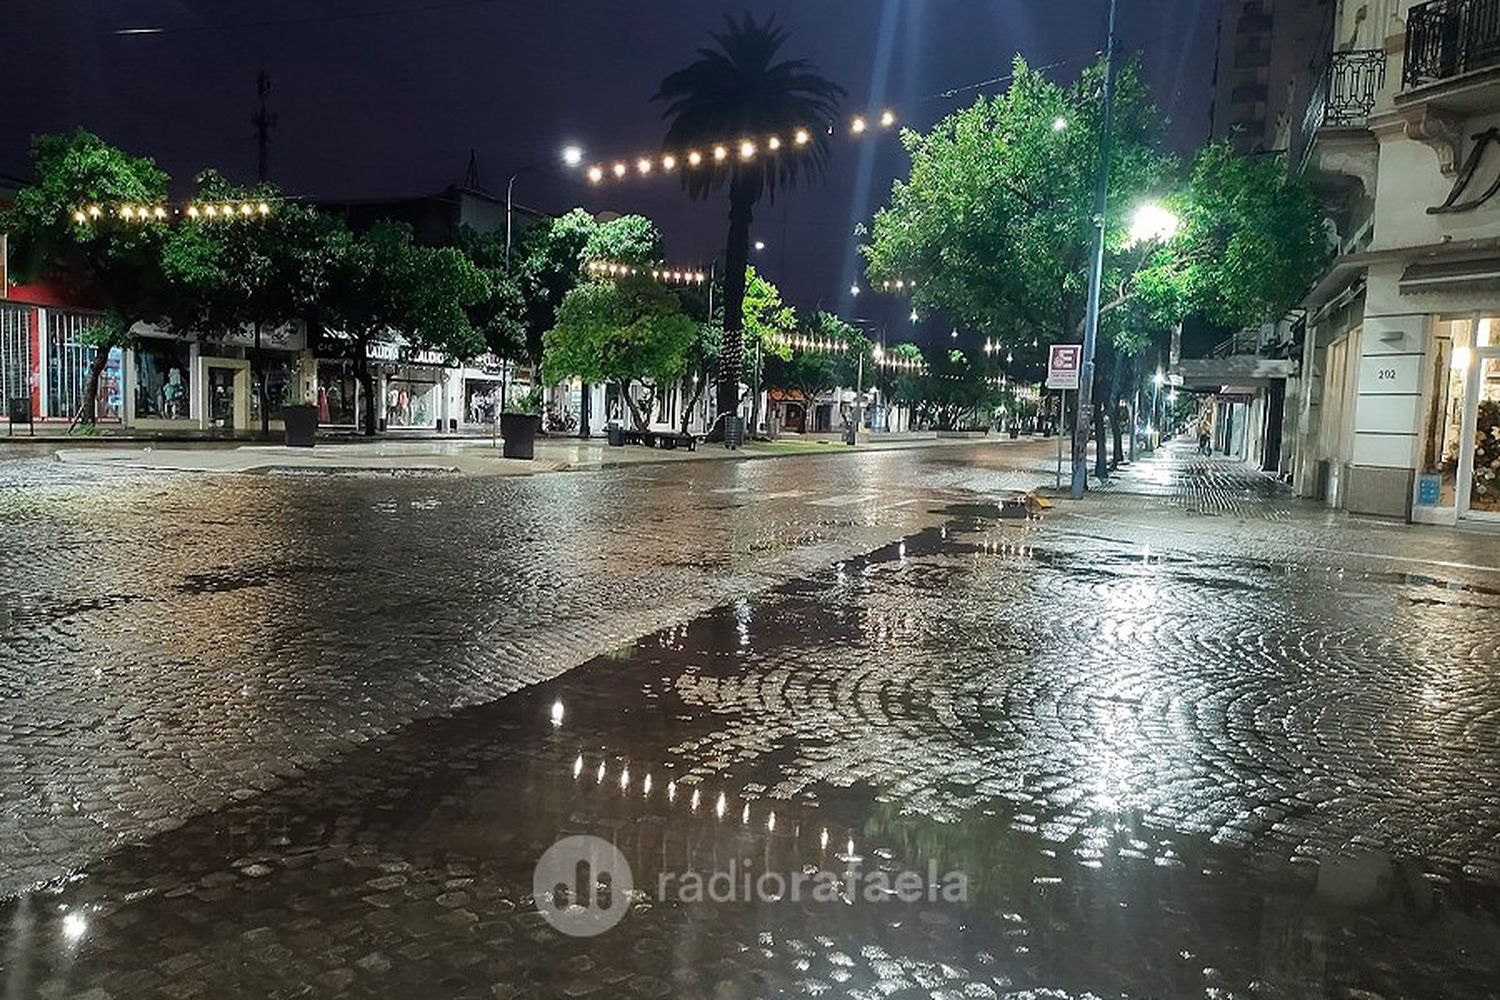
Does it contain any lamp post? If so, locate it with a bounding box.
[507,146,583,268]
[1070,0,1120,500]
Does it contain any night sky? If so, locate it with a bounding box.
[5,0,1216,341]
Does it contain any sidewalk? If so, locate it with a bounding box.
[44,430,1046,475]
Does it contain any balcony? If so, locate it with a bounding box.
[1294,49,1386,197]
[1403,0,1500,89]
[1298,49,1386,163]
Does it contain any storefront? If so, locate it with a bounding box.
[1415,315,1500,523]
[127,322,311,434]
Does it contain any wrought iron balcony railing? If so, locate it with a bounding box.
[1405,0,1500,89]
[1296,49,1386,169]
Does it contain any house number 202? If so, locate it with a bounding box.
[1376,367,1398,380]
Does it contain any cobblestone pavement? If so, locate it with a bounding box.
[2,442,1500,998]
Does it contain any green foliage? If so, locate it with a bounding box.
[3,130,172,337]
[511,207,598,358]
[581,214,664,265]
[541,278,698,428]
[160,171,334,340]
[862,57,1171,348]
[457,226,528,360]
[323,220,488,360]
[1133,142,1332,331]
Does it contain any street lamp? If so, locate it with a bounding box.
[508,146,586,267]
[1128,203,1180,247]
[754,240,766,251]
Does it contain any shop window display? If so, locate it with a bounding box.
[464,379,501,425]
[249,359,297,425]
[317,366,359,425]
[134,340,192,420]
[386,378,439,428]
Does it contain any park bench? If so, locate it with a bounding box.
[608,427,699,451]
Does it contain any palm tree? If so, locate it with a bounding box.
[655,13,844,437]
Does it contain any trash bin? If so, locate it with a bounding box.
[607,425,624,447]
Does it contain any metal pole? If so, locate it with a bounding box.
[1056,390,1066,489]
[1070,0,1119,500]
[505,173,518,269]
[1152,380,1161,449]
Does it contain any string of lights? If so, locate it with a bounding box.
[584,260,708,284]
[71,201,274,224]
[582,110,898,186]
[765,332,856,354]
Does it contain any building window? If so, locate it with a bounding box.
[134,339,192,420]
[0,304,30,405]
[46,310,121,420]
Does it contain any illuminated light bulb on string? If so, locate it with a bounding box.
[851,115,868,134]
[713,145,728,162]
[739,140,756,160]
[154,206,168,219]
[240,203,254,216]
[880,109,897,128]
[613,162,628,178]
[120,206,134,219]
[257,202,270,215]
[587,165,604,184]
[637,157,653,175]
[767,136,782,151]
[186,205,200,218]
[688,150,703,167]
[72,210,86,224]
[87,205,102,218]
[794,128,811,146]
[662,154,677,171]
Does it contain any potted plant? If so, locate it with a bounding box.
[282,387,318,448]
[501,387,543,460]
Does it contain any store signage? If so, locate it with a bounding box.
[1046,344,1082,390]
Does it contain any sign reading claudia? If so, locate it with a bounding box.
[1047,344,1082,390]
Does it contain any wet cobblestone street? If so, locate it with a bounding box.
[2,441,1499,998]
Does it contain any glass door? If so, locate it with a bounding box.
[1459,350,1500,518]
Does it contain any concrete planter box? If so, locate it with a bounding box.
[282,405,318,448]
[501,413,541,460]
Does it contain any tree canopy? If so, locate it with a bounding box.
[540,277,698,429]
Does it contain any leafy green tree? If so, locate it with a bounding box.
[457,227,529,362]
[580,214,665,266]
[1133,141,1332,331]
[540,278,698,430]
[321,220,488,435]
[512,208,599,359]
[656,13,844,434]
[862,57,1169,351]
[160,172,336,433]
[2,130,172,424]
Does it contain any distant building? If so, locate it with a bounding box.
[1209,0,1333,154]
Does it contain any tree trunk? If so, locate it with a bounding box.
[715,182,756,433]
[253,323,271,437]
[1091,380,1109,481]
[75,341,114,428]
[621,380,650,431]
[354,345,377,437]
[1108,356,1124,468]
[680,376,705,435]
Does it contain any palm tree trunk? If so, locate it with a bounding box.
[716,187,755,426]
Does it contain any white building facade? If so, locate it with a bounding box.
[1296,0,1500,523]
